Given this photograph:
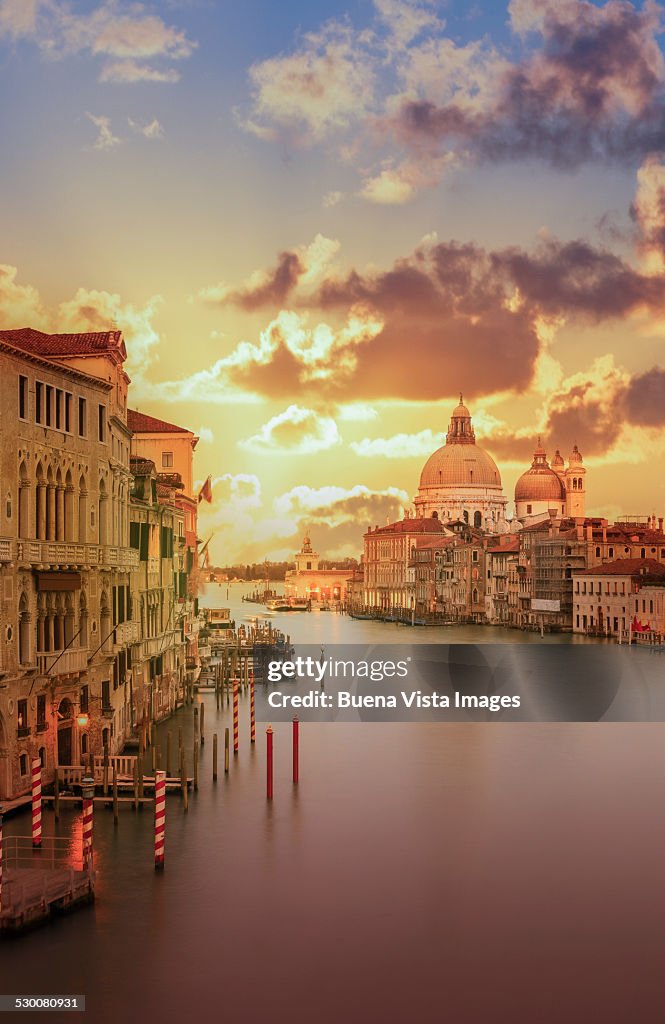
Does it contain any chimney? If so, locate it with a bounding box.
[576,523,584,541]
[602,525,607,543]
[585,524,592,541]
[659,517,663,532]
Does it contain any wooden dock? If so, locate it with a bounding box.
[0,838,94,935]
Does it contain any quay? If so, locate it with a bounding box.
[0,836,94,936]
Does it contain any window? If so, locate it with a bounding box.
[64,392,72,432]
[80,684,89,713]
[20,753,28,776]
[17,698,29,737]
[526,504,532,514]
[35,381,44,424]
[55,388,63,430]
[39,746,46,768]
[595,546,601,557]
[18,375,28,419]
[102,679,111,711]
[78,397,87,437]
[609,547,614,558]
[45,384,53,426]
[98,404,106,442]
[37,694,47,731]
[162,452,174,468]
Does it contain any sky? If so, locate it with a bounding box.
[2,0,665,564]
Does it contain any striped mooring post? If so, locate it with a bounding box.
[31,757,42,848]
[82,776,95,870]
[250,677,256,744]
[154,770,166,871]
[233,680,239,755]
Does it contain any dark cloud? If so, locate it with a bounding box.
[624,366,665,425]
[220,251,303,311]
[388,0,665,170]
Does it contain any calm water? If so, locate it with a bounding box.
[3,584,664,1022]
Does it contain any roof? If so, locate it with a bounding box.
[127,409,194,434]
[575,558,665,577]
[414,536,456,550]
[419,441,502,490]
[130,457,155,476]
[0,327,125,358]
[365,517,445,537]
[487,538,520,554]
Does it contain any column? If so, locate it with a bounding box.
[37,484,47,540]
[47,486,56,541]
[56,487,65,541]
[64,487,75,542]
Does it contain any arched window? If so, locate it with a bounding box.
[19,753,28,776]
[39,746,46,768]
[18,461,29,538]
[463,510,469,524]
[473,511,482,528]
[18,592,31,666]
[78,474,87,542]
[79,593,88,648]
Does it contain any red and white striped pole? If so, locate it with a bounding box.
[292,715,299,784]
[250,676,256,744]
[233,680,239,755]
[154,770,166,871]
[266,724,273,800]
[81,776,94,870]
[31,757,42,848]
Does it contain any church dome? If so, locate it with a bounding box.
[419,395,502,490]
[515,441,565,502]
[419,444,502,489]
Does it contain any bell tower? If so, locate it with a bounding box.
[564,445,586,517]
[295,534,319,573]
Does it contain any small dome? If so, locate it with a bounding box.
[515,441,566,503]
[569,444,583,464]
[552,449,564,468]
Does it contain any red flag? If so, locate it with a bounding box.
[198,476,212,504]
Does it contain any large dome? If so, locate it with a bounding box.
[514,442,565,502]
[420,443,502,489]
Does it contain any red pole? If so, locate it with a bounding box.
[31,757,42,848]
[233,680,239,754]
[292,716,299,784]
[250,677,256,744]
[266,725,273,800]
[154,770,166,871]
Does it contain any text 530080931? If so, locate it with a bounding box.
[0,997,85,1012]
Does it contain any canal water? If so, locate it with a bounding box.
[3,583,665,1022]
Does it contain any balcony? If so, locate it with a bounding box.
[17,726,31,738]
[0,537,13,563]
[113,620,141,648]
[37,648,89,676]
[16,540,139,570]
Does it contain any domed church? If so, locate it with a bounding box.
[414,396,507,529]
[514,440,586,522]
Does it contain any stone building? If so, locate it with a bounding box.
[414,396,507,529]
[284,534,353,605]
[363,516,445,614]
[485,537,520,625]
[572,559,665,636]
[0,328,134,800]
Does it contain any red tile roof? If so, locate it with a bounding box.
[127,409,193,434]
[576,558,665,577]
[487,538,520,553]
[365,518,445,537]
[0,327,125,357]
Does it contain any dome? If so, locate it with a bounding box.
[551,449,564,469]
[419,443,502,489]
[515,442,565,502]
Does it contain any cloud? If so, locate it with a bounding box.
[623,366,665,427]
[0,0,41,39]
[323,190,343,208]
[128,116,164,138]
[197,426,215,444]
[240,405,341,454]
[242,0,665,198]
[633,154,665,271]
[1,1,196,84]
[101,61,180,84]
[0,264,48,328]
[242,21,377,143]
[86,112,123,150]
[337,403,378,422]
[351,427,441,458]
[197,475,408,563]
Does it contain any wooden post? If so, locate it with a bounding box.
[225,727,229,773]
[133,759,138,811]
[166,731,172,777]
[193,740,199,792]
[180,750,188,812]
[213,733,218,781]
[112,766,119,826]
[138,754,144,803]
[194,705,199,740]
[54,768,60,822]
[151,724,157,771]
[103,739,109,797]
[200,701,205,745]
[266,725,274,800]
[178,727,183,764]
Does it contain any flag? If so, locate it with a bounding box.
[198,475,212,504]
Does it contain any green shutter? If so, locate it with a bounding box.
[129,522,140,549]
[139,522,149,561]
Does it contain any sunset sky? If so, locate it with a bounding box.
[2,0,665,563]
